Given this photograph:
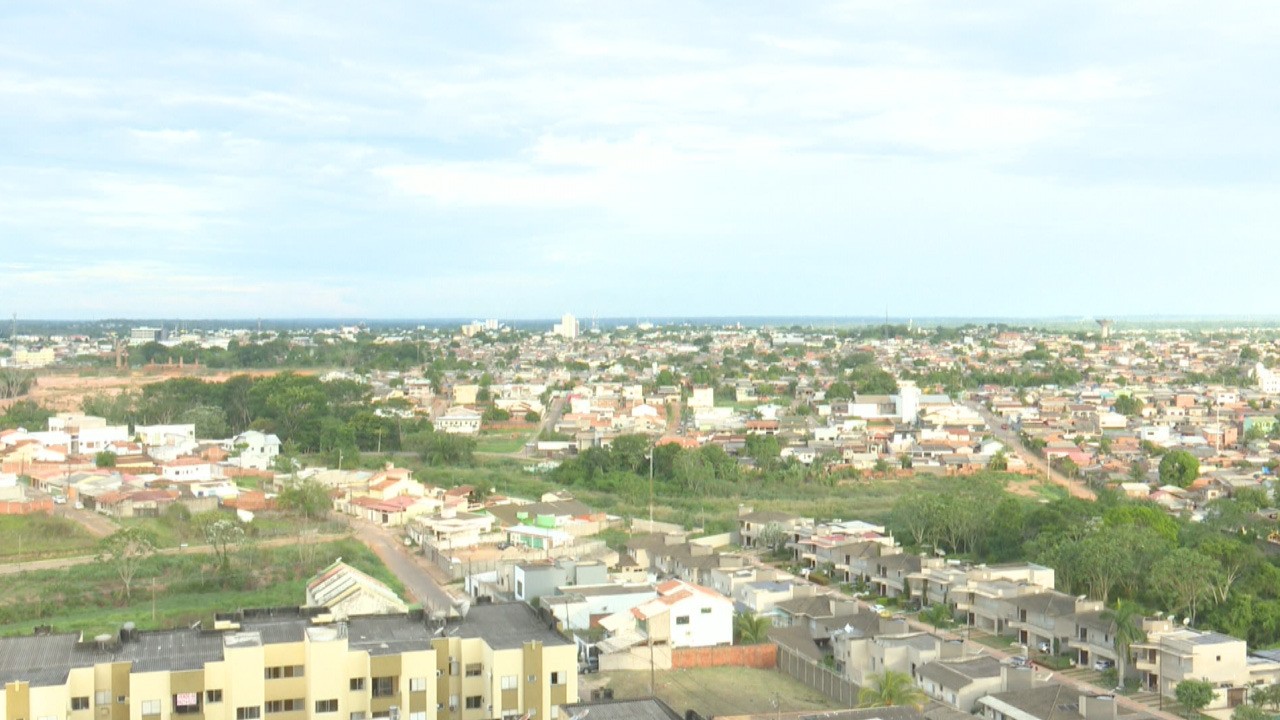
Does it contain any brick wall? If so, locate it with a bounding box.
[671,643,776,670]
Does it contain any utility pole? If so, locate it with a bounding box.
[151,577,157,621]
[648,447,655,531]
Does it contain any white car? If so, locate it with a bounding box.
[1093,659,1115,671]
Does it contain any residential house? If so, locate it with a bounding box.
[916,655,1004,711]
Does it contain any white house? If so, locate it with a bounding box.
[435,407,482,435]
[134,424,196,447]
[632,579,733,649]
[225,430,282,470]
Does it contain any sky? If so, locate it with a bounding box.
[2,1,1279,320]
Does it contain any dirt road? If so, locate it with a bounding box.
[966,401,1095,500]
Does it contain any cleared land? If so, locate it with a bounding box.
[0,514,99,561]
[594,668,842,717]
[0,538,400,638]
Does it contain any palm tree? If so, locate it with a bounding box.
[1103,600,1146,689]
[734,612,772,644]
[858,670,926,709]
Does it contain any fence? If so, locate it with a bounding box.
[776,644,858,707]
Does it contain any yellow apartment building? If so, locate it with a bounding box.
[0,604,577,720]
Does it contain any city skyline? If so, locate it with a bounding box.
[3,1,1279,319]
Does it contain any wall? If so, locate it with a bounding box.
[688,533,733,549]
[672,644,776,670]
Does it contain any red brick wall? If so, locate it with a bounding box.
[671,644,776,670]
[0,498,53,515]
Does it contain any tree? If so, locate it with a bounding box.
[204,519,245,572]
[1152,548,1220,624]
[920,603,954,629]
[98,527,157,601]
[987,450,1008,471]
[734,612,772,644]
[276,477,333,520]
[94,451,117,468]
[858,670,926,710]
[1113,394,1144,417]
[756,522,789,554]
[1232,705,1268,720]
[1104,600,1146,686]
[1159,450,1200,489]
[1175,679,1215,719]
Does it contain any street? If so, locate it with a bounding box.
[965,400,1095,500]
[348,517,461,614]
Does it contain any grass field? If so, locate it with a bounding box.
[0,514,99,561]
[122,509,351,548]
[0,538,399,638]
[475,432,529,454]
[594,668,841,717]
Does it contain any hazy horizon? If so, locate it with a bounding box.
[4,2,1278,319]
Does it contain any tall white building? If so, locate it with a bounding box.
[553,313,579,339]
[1256,362,1280,394]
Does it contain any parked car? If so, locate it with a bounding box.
[1093,659,1115,671]
[1037,641,1052,653]
[1009,656,1031,668]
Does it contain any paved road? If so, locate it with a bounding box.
[0,532,348,575]
[348,518,460,614]
[965,400,1095,500]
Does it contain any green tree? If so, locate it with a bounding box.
[276,477,333,520]
[1232,705,1268,720]
[987,450,1008,471]
[204,518,245,572]
[98,526,157,601]
[920,603,954,629]
[858,670,926,709]
[733,612,772,644]
[1159,450,1200,488]
[1113,394,1144,417]
[1175,679,1215,719]
[179,403,229,439]
[1103,600,1146,685]
[757,522,789,554]
[94,451,117,468]
[1152,548,1220,623]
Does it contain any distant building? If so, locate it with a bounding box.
[553,314,579,339]
[436,406,482,435]
[1256,362,1280,394]
[128,326,163,345]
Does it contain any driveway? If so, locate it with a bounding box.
[58,504,119,538]
[348,518,461,614]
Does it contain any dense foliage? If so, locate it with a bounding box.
[888,484,1280,646]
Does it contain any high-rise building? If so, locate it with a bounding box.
[129,327,163,346]
[551,315,578,340]
[0,604,577,720]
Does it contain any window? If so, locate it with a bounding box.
[465,663,482,677]
[448,696,459,710]
[501,676,518,691]
[372,677,396,698]
[449,659,460,676]
[265,666,304,680]
[465,697,482,710]
[675,615,690,625]
[118,697,128,705]
[315,700,338,714]
[350,679,365,692]
[141,700,162,716]
[550,672,563,686]
[72,697,90,711]
[409,713,427,720]
[174,693,202,715]
[95,692,110,706]
[551,707,559,720]
[265,700,304,714]
[206,691,223,704]
[350,714,366,720]
[528,675,536,684]
[408,678,426,692]
[701,607,712,614]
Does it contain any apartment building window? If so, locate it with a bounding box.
[550,672,563,686]
[409,713,427,720]
[501,676,518,691]
[527,675,536,684]
[174,693,202,715]
[265,666,304,679]
[350,679,365,692]
[675,616,690,625]
[72,697,90,711]
[118,697,128,705]
[350,714,366,720]
[141,700,162,716]
[449,659,460,676]
[465,697,482,710]
[409,678,427,692]
[95,692,110,706]
[448,695,459,710]
[315,700,339,714]
[206,691,223,704]
[265,699,305,714]
[372,677,396,698]
[700,607,712,614]
[465,663,482,677]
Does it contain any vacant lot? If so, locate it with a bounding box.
[0,514,99,561]
[594,668,841,718]
[0,538,400,638]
